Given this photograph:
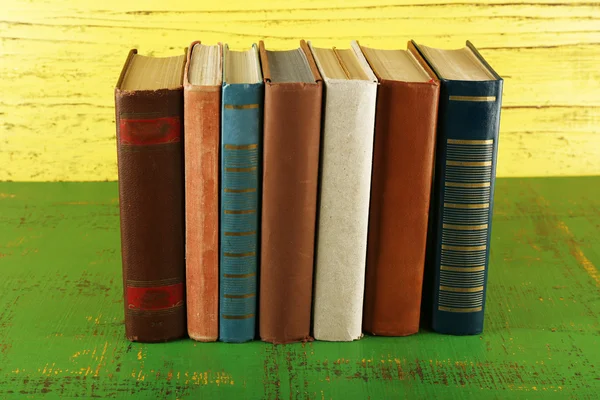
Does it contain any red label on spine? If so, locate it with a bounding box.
[119,116,181,145]
[127,283,184,311]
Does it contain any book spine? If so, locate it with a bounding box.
[115,88,186,343]
[431,79,503,335]
[219,82,263,343]
[184,85,221,342]
[260,82,322,344]
[312,80,376,341]
[363,80,440,336]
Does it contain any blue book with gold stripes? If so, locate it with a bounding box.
[415,41,503,335]
[219,44,263,342]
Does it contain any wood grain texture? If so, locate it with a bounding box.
[0,0,599,180]
[0,179,598,398]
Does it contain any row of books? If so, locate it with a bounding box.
[114,39,503,343]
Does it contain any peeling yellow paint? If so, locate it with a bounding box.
[6,238,25,248]
[557,221,600,287]
[94,341,109,377]
[214,371,235,386]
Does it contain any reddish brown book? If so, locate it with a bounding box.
[183,42,222,342]
[115,49,187,342]
[360,42,440,336]
[258,40,323,344]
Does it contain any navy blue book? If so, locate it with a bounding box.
[415,41,503,335]
[219,44,263,342]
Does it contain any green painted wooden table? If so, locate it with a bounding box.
[0,178,598,399]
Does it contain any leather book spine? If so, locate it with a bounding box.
[429,78,503,335]
[260,82,322,344]
[259,42,323,344]
[115,58,186,342]
[363,79,440,336]
[184,43,221,342]
[219,81,263,343]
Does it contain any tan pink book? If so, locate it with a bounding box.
[184,41,222,341]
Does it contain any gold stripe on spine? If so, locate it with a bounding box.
[443,224,488,230]
[439,260,486,266]
[225,167,257,172]
[224,188,256,193]
[438,306,483,312]
[442,236,486,243]
[224,209,256,215]
[446,156,493,162]
[222,314,255,320]
[449,96,496,102]
[447,139,493,145]
[446,161,492,167]
[444,203,489,209]
[224,231,256,237]
[442,231,488,237]
[224,104,259,110]
[445,182,491,188]
[225,144,258,150]
[224,293,256,299]
[442,245,487,251]
[441,266,486,272]
[440,285,484,293]
[223,273,256,278]
[224,251,256,258]
[441,265,485,271]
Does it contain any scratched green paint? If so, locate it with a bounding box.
[0,179,598,399]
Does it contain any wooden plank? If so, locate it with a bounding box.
[1,0,599,180]
[0,179,598,397]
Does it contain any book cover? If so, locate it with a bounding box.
[258,40,323,344]
[219,44,263,343]
[308,41,377,341]
[184,41,222,342]
[114,49,187,342]
[414,40,503,335]
[360,41,440,336]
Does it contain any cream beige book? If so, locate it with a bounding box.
[309,41,378,342]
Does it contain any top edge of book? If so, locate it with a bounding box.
[414,41,500,82]
[359,44,433,83]
[117,49,186,91]
[259,40,322,84]
[309,41,377,83]
[223,44,262,85]
[187,43,223,86]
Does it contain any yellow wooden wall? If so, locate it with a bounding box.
[1,0,598,181]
